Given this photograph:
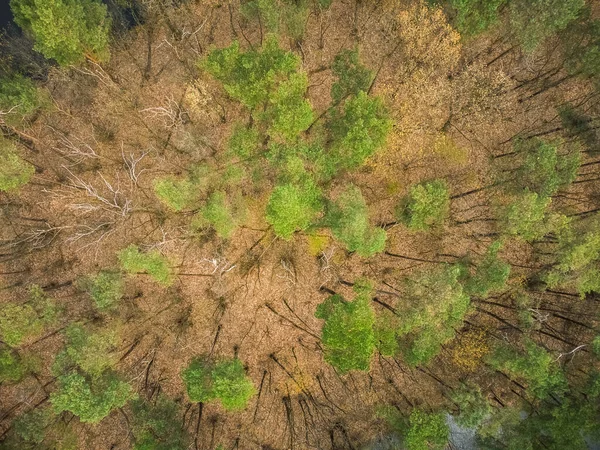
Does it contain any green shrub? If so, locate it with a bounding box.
[201,191,246,239]
[118,244,173,286]
[327,91,391,173]
[450,383,491,428]
[464,241,511,297]
[487,338,567,399]
[331,49,372,103]
[131,396,189,450]
[13,407,54,444]
[315,281,376,373]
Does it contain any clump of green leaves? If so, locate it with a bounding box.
[266,178,323,239]
[131,396,189,450]
[11,0,111,65]
[331,49,373,103]
[399,179,450,231]
[397,265,470,366]
[510,138,580,197]
[327,91,391,174]
[0,285,58,347]
[509,0,585,52]
[182,356,256,410]
[325,184,386,257]
[487,338,567,399]
[240,0,280,33]
[451,0,505,37]
[13,406,54,445]
[56,323,118,379]
[50,370,133,423]
[200,191,247,239]
[544,220,600,297]
[404,409,449,450]
[374,310,400,357]
[498,190,553,241]
[0,138,35,192]
[464,241,510,297]
[0,75,43,126]
[0,348,28,382]
[315,281,376,373]
[450,383,491,428]
[154,177,195,211]
[118,244,173,286]
[80,271,124,311]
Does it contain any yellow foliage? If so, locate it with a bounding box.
[451,329,489,372]
[433,133,469,164]
[307,234,329,256]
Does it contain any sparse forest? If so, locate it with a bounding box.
[2,0,600,449]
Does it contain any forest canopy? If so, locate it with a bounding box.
[1,0,600,449]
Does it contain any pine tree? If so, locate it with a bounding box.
[80,271,124,311]
[130,396,189,450]
[450,0,505,37]
[331,49,373,104]
[266,177,323,239]
[464,241,511,297]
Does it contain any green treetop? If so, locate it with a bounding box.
[0,286,58,347]
[464,241,511,297]
[509,0,585,52]
[0,138,35,193]
[131,396,189,450]
[398,179,450,231]
[510,138,580,197]
[544,219,600,297]
[331,48,373,104]
[0,75,44,126]
[326,91,391,175]
[450,383,491,428]
[10,0,111,65]
[487,338,566,399]
[404,409,449,450]
[498,190,553,241]
[118,244,173,286]
[153,177,195,212]
[450,0,505,37]
[203,36,299,109]
[80,270,124,311]
[57,323,118,379]
[315,281,376,373]
[397,264,471,366]
[266,177,323,239]
[50,370,133,423]
[325,184,386,257]
[0,348,28,383]
[200,191,247,239]
[182,356,255,410]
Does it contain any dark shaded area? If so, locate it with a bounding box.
[0,0,13,30]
